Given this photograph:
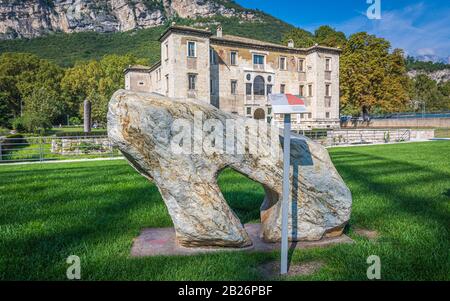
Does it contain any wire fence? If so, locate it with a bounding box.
[0,136,121,164]
[0,128,448,164]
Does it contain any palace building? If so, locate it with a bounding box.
[124,25,341,130]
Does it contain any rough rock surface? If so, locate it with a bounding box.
[108,90,352,248]
[0,0,257,39]
[408,69,450,83]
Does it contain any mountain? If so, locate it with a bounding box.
[408,69,450,83]
[0,0,258,39]
[416,54,450,65]
[0,1,295,66]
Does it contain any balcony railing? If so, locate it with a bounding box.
[325,71,332,80]
[253,64,265,71]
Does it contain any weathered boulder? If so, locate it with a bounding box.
[108,89,352,248]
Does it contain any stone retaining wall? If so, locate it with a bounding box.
[325,129,434,146]
[341,118,450,129]
[51,137,112,155]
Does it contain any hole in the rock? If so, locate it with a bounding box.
[217,167,266,224]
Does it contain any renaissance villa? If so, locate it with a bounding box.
[125,25,341,130]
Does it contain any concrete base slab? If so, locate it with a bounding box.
[130,224,353,257]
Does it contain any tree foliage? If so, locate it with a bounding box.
[0,52,63,129]
[61,54,146,124]
[340,33,409,115]
[409,74,450,112]
[0,52,145,131]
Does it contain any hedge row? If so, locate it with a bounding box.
[55,131,108,137]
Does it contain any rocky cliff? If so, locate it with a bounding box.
[408,69,450,83]
[0,0,257,39]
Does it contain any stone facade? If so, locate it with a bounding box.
[125,25,342,130]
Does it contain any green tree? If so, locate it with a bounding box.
[314,25,347,48]
[0,52,63,128]
[61,54,146,124]
[281,28,315,48]
[22,87,64,132]
[410,75,449,112]
[340,32,409,116]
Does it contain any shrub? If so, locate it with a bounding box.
[11,117,26,132]
[69,117,81,126]
[55,131,107,137]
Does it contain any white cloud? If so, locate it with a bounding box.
[331,2,450,58]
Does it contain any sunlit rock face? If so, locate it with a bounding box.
[0,0,257,39]
[108,89,352,248]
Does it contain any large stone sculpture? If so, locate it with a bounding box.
[108,90,352,248]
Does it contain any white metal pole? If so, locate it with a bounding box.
[281,113,291,275]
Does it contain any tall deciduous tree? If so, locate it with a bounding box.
[61,54,146,124]
[314,25,347,48]
[22,87,64,132]
[281,28,315,48]
[410,74,449,112]
[340,32,409,116]
[0,52,63,128]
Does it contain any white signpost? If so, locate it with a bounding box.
[268,93,307,275]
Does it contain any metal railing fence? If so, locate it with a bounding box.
[0,135,121,163]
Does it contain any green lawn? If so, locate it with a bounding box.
[0,142,449,280]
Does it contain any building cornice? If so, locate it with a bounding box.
[210,37,342,55]
[158,25,212,42]
[124,61,161,75]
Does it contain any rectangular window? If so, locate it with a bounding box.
[165,75,169,94]
[280,84,286,94]
[280,57,287,70]
[253,54,264,65]
[187,41,196,57]
[325,84,331,97]
[299,85,305,97]
[188,74,197,91]
[266,84,273,95]
[325,58,331,71]
[165,42,169,61]
[326,112,330,118]
[308,84,313,97]
[210,49,217,65]
[308,113,312,119]
[268,107,272,115]
[246,83,252,95]
[246,107,251,115]
[231,80,237,95]
[298,59,305,72]
[230,51,237,65]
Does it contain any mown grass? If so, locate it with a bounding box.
[0,141,449,280]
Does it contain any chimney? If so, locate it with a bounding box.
[216,25,223,38]
[287,39,294,48]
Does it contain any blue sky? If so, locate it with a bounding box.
[236,0,450,59]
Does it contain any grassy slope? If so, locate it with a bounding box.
[0,141,449,280]
[0,16,295,67]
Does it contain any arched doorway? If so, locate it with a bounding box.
[253,108,265,120]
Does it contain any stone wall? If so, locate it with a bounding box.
[341,118,450,129]
[325,129,435,146]
[51,137,112,155]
